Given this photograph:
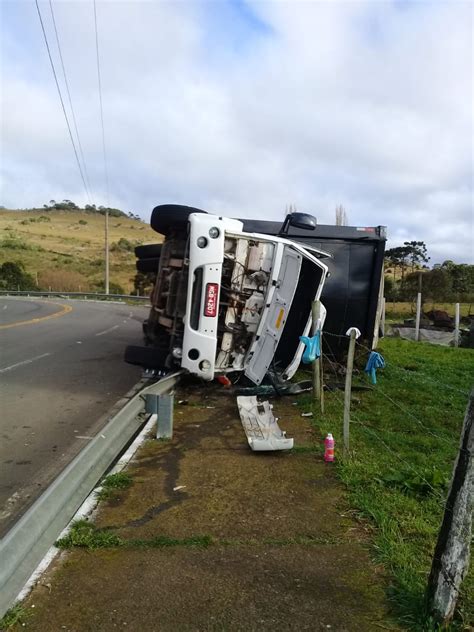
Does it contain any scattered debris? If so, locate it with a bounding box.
[301,412,313,417]
[237,396,293,451]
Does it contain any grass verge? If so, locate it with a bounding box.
[97,472,133,501]
[55,520,213,550]
[0,604,31,629]
[301,337,473,630]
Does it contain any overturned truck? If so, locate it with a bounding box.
[125,204,329,384]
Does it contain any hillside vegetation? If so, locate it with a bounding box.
[0,208,160,294]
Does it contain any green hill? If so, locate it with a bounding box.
[0,208,161,294]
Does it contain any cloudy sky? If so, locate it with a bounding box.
[1,0,473,263]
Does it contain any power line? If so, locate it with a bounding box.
[34,0,91,204]
[48,0,92,202]
[93,0,109,205]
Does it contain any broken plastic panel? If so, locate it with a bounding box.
[237,395,293,451]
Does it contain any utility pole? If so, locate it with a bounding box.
[105,209,109,294]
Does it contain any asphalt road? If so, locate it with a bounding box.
[0,297,149,536]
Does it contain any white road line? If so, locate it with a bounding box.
[95,324,119,337]
[0,353,51,374]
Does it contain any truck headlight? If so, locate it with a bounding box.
[199,360,211,372]
[197,236,208,248]
[209,226,220,239]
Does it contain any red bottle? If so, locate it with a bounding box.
[324,433,335,462]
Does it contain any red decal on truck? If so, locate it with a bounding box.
[204,283,219,317]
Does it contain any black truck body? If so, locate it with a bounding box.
[239,220,387,356]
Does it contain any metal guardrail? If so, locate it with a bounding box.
[0,371,182,618]
[0,290,149,302]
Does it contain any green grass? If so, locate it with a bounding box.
[303,338,473,630]
[55,520,213,550]
[0,604,31,629]
[97,472,133,500]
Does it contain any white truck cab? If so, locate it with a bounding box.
[126,205,329,385]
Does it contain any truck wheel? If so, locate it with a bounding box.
[150,204,207,235]
[124,345,169,369]
[136,257,160,274]
[135,243,163,259]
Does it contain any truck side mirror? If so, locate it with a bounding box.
[279,212,317,235]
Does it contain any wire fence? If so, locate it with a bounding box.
[306,328,472,517]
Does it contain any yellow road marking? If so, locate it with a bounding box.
[0,302,73,330]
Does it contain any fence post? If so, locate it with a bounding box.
[380,297,386,338]
[426,391,473,624]
[415,292,422,341]
[343,328,358,456]
[454,303,460,347]
[311,300,321,405]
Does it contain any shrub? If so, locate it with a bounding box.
[111,237,133,252]
[38,269,91,292]
[78,219,88,225]
[1,233,30,250]
[0,261,36,290]
[94,280,125,294]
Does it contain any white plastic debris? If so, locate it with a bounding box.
[237,396,294,451]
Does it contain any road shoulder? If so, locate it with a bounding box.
[16,383,394,631]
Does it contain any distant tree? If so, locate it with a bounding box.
[423,268,452,302]
[440,261,474,300]
[403,241,429,272]
[62,199,78,209]
[384,275,396,301]
[335,204,348,226]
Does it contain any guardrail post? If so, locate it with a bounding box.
[145,394,158,414]
[157,393,174,439]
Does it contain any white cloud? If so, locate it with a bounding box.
[1,0,472,263]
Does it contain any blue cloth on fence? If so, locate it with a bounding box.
[364,351,385,384]
[300,332,321,364]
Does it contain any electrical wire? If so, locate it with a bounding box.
[48,0,92,202]
[35,0,90,203]
[93,0,109,205]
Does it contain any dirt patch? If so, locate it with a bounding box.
[17,386,395,631]
[23,545,388,632]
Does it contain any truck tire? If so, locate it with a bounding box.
[150,204,207,235]
[135,243,163,259]
[124,345,169,369]
[136,257,160,274]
